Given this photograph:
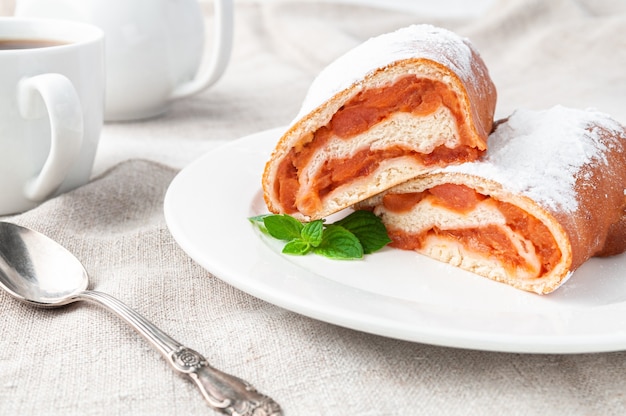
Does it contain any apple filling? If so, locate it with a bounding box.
[274,75,481,215]
[380,184,562,278]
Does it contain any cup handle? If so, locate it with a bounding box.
[169,0,234,100]
[18,74,84,202]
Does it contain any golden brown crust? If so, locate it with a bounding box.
[554,124,626,264]
[459,48,497,145]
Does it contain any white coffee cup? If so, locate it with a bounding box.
[0,17,104,215]
[15,0,234,121]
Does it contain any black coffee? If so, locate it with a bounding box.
[0,39,67,50]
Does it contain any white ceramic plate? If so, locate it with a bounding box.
[164,127,626,354]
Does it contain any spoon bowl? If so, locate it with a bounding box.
[0,221,282,415]
[0,222,87,306]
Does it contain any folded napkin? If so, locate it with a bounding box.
[1,0,626,415]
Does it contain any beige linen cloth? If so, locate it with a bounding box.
[1,0,626,415]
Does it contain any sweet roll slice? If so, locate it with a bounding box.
[262,24,497,221]
[357,106,626,294]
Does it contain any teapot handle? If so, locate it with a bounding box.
[170,0,234,100]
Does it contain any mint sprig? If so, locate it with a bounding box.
[248,210,391,260]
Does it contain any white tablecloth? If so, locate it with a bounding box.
[1,1,625,415]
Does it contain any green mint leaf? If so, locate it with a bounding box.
[248,214,271,235]
[263,214,303,241]
[248,214,270,222]
[313,225,363,259]
[249,210,391,260]
[283,239,311,255]
[334,210,391,254]
[301,219,324,247]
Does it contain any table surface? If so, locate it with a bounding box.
[1,1,626,415]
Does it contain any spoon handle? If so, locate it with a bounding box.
[78,290,282,415]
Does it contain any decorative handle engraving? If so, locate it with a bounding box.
[171,347,283,416]
[78,291,282,415]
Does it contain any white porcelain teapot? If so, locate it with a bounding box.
[15,0,233,121]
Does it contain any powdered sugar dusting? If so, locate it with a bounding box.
[444,106,623,213]
[293,24,478,122]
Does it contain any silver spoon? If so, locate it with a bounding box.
[0,221,282,416]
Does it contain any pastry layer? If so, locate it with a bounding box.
[378,183,561,281]
[263,24,497,221]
